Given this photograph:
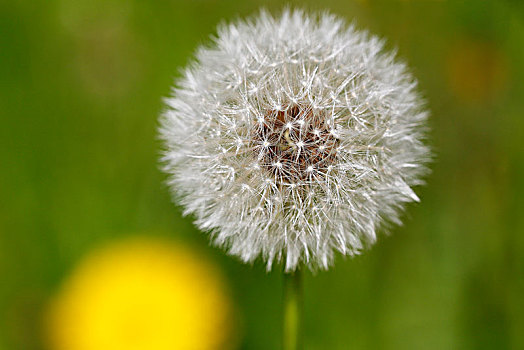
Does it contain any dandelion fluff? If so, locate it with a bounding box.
[160,9,430,271]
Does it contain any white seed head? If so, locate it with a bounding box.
[160,9,430,272]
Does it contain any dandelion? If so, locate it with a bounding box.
[160,9,429,273]
[161,9,430,349]
[161,10,429,349]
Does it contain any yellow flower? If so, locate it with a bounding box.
[44,237,236,350]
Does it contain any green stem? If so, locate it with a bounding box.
[283,269,303,350]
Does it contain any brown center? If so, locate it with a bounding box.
[253,105,339,184]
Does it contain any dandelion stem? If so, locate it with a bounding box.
[283,269,302,350]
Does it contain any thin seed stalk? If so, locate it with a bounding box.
[283,269,303,350]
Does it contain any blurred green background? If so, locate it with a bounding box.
[1,0,523,349]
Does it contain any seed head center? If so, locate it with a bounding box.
[253,105,339,184]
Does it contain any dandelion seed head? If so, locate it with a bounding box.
[160,9,430,271]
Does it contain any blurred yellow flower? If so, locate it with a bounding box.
[44,237,236,350]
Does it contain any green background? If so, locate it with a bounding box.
[1,0,523,349]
